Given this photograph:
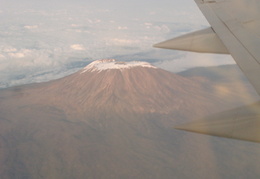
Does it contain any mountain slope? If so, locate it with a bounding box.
[0,60,259,179]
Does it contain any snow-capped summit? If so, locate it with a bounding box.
[81,59,157,73]
[0,59,245,179]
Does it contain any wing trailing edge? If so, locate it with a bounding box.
[154,27,229,54]
[175,102,260,143]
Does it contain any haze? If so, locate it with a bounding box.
[0,1,259,178]
[0,0,234,88]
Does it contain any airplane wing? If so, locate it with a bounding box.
[154,0,260,143]
[175,102,260,143]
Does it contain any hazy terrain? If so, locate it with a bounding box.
[0,62,259,179]
[179,64,259,105]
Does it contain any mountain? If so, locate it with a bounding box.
[0,60,259,179]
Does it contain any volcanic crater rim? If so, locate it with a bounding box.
[81,59,157,73]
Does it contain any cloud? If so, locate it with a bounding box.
[110,38,140,46]
[87,19,102,24]
[6,49,33,59]
[8,52,25,58]
[24,25,39,30]
[117,26,128,30]
[0,0,231,89]
[0,54,5,58]
[153,25,170,33]
[144,22,152,26]
[71,24,80,27]
[70,44,85,51]
[2,47,17,53]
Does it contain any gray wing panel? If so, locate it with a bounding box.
[154,27,229,54]
[175,102,260,143]
[195,0,260,95]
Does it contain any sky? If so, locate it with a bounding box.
[0,0,235,88]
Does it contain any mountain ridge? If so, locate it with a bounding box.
[1,60,228,120]
[0,60,259,179]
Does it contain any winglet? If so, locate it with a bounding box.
[175,102,260,143]
[154,27,229,54]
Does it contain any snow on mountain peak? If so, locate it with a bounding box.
[81,59,157,73]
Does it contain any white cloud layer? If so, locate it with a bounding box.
[24,25,38,29]
[0,0,230,88]
[70,44,85,51]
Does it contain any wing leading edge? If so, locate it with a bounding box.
[154,0,260,143]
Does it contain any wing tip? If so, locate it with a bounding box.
[153,28,229,54]
[174,102,260,143]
